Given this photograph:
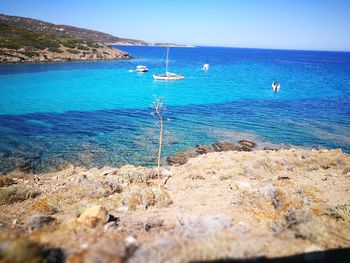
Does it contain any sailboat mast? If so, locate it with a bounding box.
[165,46,169,73]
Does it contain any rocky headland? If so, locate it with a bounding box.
[0,142,349,262]
[0,45,131,63]
[0,14,133,63]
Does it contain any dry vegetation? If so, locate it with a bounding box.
[0,185,40,205]
[0,147,349,262]
[328,204,350,222]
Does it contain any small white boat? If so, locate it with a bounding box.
[153,46,184,80]
[202,64,209,71]
[136,65,148,72]
[272,82,281,92]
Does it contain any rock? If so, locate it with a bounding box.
[263,147,279,151]
[342,167,350,175]
[27,213,56,230]
[195,145,215,155]
[144,219,164,232]
[237,221,250,233]
[278,176,291,180]
[166,152,197,165]
[57,162,73,171]
[0,177,17,187]
[104,221,118,232]
[125,235,138,247]
[78,174,88,183]
[167,141,242,165]
[0,218,4,229]
[241,146,253,152]
[238,140,256,149]
[317,146,328,151]
[17,159,33,173]
[167,140,254,166]
[117,206,129,212]
[212,141,241,152]
[77,205,109,227]
[124,235,139,259]
[234,181,252,189]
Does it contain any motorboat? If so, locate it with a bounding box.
[136,65,148,72]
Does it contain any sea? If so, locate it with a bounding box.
[0,46,349,174]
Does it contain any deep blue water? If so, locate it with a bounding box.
[0,46,350,173]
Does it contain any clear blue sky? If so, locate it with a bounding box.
[1,0,349,51]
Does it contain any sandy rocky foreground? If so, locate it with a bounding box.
[0,141,350,262]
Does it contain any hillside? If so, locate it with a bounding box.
[0,21,132,63]
[0,14,148,46]
[0,17,135,63]
[0,144,349,262]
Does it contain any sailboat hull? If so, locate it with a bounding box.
[153,73,185,80]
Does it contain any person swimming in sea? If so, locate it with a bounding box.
[272,82,280,92]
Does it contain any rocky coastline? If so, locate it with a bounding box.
[0,142,350,262]
[0,45,132,64]
[167,140,261,165]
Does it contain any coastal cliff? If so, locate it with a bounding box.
[0,14,134,63]
[0,145,349,262]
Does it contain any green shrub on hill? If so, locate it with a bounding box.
[20,51,37,57]
[0,23,63,50]
[0,22,98,54]
[86,40,101,48]
[63,39,84,49]
[1,41,21,50]
[66,49,80,54]
[77,45,90,51]
[48,47,63,53]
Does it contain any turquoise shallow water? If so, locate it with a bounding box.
[0,46,350,173]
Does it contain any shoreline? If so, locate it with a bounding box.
[0,138,343,176]
[0,139,290,176]
[0,48,133,65]
[0,46,132,64]
[0,55,132,64]
[0,56,132,65]
[0,144,349,262]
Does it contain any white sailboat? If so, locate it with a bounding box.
[153,46,185,80]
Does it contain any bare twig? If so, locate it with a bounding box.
[151,96,166,187]
[163,175,172,186]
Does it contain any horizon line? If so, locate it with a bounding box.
[115,44,350,53]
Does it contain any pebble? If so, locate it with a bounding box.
[77,205,109,228]
[125,235,138,246]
